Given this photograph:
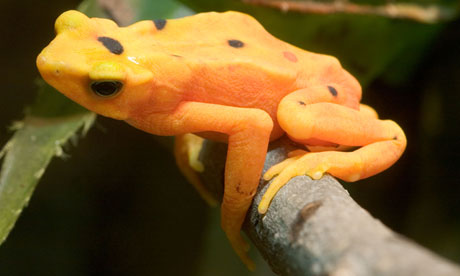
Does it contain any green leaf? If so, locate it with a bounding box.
[0,83,95,244]
[0,1,102,246]
[0,0,193,249]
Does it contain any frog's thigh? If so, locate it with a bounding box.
[278,100,395,146]
[174,133,218,207]
[278,99,407,176]
[259,96,406,214]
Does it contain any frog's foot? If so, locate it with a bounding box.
[228,232,255,271]
[221,195,258,270]
[263,149,307,180]
[259,151,336,214]
[174,134,218,206]
[261,91,407,214]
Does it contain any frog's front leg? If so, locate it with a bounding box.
[132,102,273,270]
[174,133,219,206]
[259,91,406,214]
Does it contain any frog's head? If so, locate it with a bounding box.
[37,10,155,120]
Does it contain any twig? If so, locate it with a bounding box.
[243,0,457,23]
[97,0,135,26]
[198,138,460,275]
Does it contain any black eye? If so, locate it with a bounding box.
[90,81,123,97]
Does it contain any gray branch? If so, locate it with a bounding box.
[198,138,460,276]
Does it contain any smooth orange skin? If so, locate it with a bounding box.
[37,10,406,270]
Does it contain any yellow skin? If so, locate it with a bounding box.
[37,10,406,270]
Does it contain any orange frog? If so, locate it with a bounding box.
[37,10,406,269]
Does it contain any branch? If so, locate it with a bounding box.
[243,0,457,23]
[198,138,460,275]
[97,0,135,26]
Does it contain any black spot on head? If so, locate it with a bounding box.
[228,39,244,48]
[97,36,123,55]
[153,19,167,30]
[393,136,398,140]
[327,85,338,97]
[298,101,306,106]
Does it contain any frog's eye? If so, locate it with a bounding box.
[90,80,123,97]
[89,62,126,97]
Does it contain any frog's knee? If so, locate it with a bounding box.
[250,109,273,132]
[359,104,379,119]
[277,99,316,140]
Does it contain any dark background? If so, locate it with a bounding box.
[0,0,459,275]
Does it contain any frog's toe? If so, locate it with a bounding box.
[174,134,218,206]
[241,253,256,271]
[286,153,330,181]
[228,233,255,270]
[310,170,325,180]
[259,153,330,214]
[305,164,329,180]
[263,154,302,181]
[259,164,302,214]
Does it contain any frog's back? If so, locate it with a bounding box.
[145,11,355,116]
[154,11,316,79]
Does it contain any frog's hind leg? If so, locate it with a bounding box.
[174,134,218,207]
[258,92,406,214]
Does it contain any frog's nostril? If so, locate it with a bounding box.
[36,54,53,73]
[36,54,61,83]
[37,53,61,75]
[36,54,46,68]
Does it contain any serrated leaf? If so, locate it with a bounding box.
[0,1,101,246]
[0,107,95,244]
[0,0,194,248]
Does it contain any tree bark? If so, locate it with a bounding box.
[198,138,460,276]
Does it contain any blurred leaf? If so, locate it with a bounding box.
[135,0,194,20]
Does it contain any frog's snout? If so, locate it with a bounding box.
[36,52,47,73]
[37,53,60,78]
[36,49,85,99]
[36,51,63,87]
